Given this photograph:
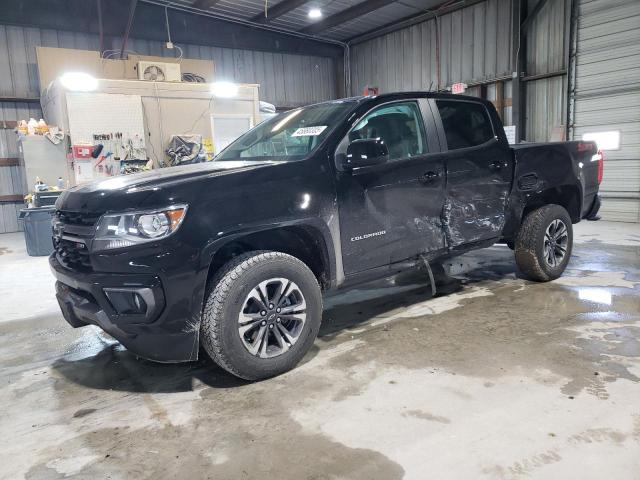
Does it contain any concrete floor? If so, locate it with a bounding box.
[1,221,639,480]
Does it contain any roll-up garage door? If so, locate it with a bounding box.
[571,0,640,222]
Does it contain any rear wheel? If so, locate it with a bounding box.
[201,251,322,380]
[514,204,573,282]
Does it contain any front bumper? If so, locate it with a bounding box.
[50,254,200,362]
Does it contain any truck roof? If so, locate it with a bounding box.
[307,91,490,109]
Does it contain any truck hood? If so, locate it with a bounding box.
[57,160,277,213]
[70,160,275,193]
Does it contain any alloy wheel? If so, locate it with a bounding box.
[543,219,569,268]
[238,278,307,358]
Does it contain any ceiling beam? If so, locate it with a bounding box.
[0,0,344,58]
[191,0,221,10]
[252,0,309,24]
[301,0,397,34]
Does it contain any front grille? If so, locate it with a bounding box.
[56,210,100,227]
[54,237,92,271]
[54,210,100,272]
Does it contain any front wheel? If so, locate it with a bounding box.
[514,204,573,282]
[201,251,322,380]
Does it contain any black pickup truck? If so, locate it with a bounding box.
[51,92,603,380]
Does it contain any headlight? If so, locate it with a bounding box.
[93,204,188,251]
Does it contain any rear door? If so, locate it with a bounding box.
[335,99,446,275]
[431,98,514,246]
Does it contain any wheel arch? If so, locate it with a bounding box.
[203,222,335,290]
[522,183,583,224]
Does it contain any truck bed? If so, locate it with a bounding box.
[511,140,601,220]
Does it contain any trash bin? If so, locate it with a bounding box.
[18,206,56,256]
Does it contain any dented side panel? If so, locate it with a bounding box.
[441,139,514,247]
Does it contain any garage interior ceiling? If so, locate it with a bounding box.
[169,0,448,41]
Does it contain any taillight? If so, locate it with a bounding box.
[593,149,604,184]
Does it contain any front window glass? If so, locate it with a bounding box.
[216,101,355,161]
[348,102,427,161]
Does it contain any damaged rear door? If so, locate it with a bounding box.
[431,98,514,246]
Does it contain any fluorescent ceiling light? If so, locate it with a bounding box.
[582,131,621,151]
[211,81,239,98]
[308,8,322,19]
[60,72,98,92]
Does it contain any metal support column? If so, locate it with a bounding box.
[511,0,527,142]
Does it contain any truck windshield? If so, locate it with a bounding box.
[215,101,355,162]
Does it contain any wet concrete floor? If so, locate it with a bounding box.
[0,221,639,479]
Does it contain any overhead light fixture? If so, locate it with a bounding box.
[210,81,239,98]
[59,72,98,92]
[308,8,322,19]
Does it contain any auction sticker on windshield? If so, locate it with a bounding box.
[291,126,328,137]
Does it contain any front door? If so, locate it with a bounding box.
[432,99,514,246]
[335,100,446,275]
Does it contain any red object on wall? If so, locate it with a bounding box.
[72,144,93,159]
[363,85,379,96]
[451,83,467,94]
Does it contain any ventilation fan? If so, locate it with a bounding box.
[137,61,181,82]
[143,64,165,81]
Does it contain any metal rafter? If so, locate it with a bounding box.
[120,0,138,59]
[252,0,310,23]
[300,0,398,34]
[191,0,221,10]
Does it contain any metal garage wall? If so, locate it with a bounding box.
[570,0,640,222]
[524,0,571,142]
[0,25,338,107]
[348,0,513,95]
[0,102,38,234]
[0,24,338,232]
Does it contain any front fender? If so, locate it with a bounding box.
[199,216,338,285]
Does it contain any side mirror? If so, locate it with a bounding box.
[344,138,389,171]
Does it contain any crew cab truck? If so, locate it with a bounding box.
[51,92,603,380]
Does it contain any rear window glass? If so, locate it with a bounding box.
[436,100,495,150]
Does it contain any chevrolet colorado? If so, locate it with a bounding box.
[51,92,603,380]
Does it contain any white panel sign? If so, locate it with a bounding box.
[66,93,146,146]
[504,125,517,145]
[291,126,327,137]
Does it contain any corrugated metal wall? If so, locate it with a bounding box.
[571,0,640,222]
[0,102,35,234]
[524,0,570,142]
[0,24,339,233]
[0,25,338,107]
[349,0,513,95]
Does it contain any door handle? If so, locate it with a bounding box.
[419,171,440,184]
[489,161,503,171]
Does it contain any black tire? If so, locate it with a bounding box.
[514,204,573,282]
[201,251,322,380]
